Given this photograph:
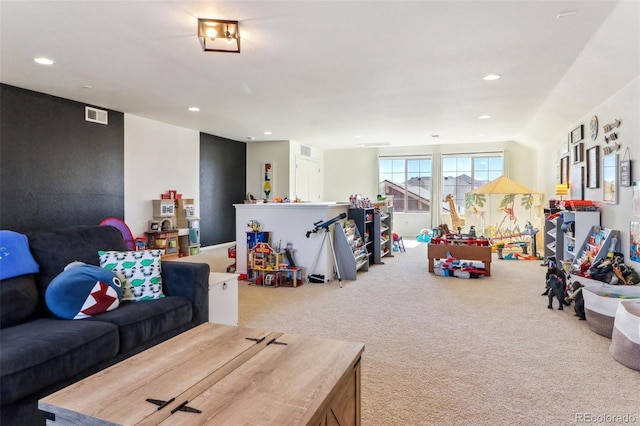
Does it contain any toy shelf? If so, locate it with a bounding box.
[334,219,370,280]
[559,210,600,264]
[543,211,563,261]
[569,226,620,281]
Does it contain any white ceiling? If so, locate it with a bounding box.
[0,1,634,150]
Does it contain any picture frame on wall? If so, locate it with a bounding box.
[586,146,599,188]
[570,125,584,144]
[620,159,632,187]
[572,142,584,164]
[561,139,570,156]
[630,219,640,263]
[570,165,584,200]
[602,154,618,204]
[560,155,569,185]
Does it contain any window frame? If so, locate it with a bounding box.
[379,155,433,213]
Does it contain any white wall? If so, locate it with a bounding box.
[124,114,200,237]
[246,141,290,200]
[541,77,639,267]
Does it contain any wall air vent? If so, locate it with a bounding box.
[300,145,311,157]
[85,106,108,125]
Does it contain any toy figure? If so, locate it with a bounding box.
[566,280,586,320]
[544,258,566,310]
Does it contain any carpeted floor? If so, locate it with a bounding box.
[183,241,640,425]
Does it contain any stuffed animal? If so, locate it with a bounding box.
[545,259,566,310]
[45,262,123,320]
[546,274,565,310]
[567,280,586,320]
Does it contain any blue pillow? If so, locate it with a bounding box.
[0,230,39,280]
[45,263,123,320]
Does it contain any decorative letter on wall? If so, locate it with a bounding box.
[262,162,274,199]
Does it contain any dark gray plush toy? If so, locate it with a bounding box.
[546,273,564,310]
[569,281,586,320]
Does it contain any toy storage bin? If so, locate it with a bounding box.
[582,285,640,338]
[609,300,640,371]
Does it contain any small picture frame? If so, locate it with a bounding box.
[570,125,584,144]
[560,155,569,185]
[586,146,599,188]
[602,154,618,204]
[572,142,584,164]
[620,159,632,187]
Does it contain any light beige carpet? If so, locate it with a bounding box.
[183,242,640,425]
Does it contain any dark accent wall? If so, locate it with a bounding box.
[200,133,246,246]
[0,84,125,232]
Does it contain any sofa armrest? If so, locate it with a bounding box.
[161,261,210,326]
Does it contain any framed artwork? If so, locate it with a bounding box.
[560,140,570,156]
[572,142,584,164]
[560,156,569,184]
[570,165,584,200]
[630,220,640,263]
[586,146,599,188]
[620,159,632,187]
[602,154,618,204]
[570,125,584,144]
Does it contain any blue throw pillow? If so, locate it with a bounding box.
[0,230,39,280]
[45,263,123,320]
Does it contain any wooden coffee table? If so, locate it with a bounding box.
[39,323,364,425]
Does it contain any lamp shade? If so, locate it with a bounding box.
[555,184,569,196]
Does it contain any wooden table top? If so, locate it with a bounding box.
[39,323,364,426]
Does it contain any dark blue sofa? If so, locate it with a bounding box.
[0,226,210,425]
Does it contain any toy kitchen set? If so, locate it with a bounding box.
[145,191,201,259]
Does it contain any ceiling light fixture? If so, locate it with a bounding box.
[556,10,578,19]
[478,115,491,120]
[198,18,240,53]
[188,107,200,112]
[263,131,272,135]
[483,74,501,81]
[34,57,54,65]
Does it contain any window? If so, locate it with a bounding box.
[379,157,432,213]
[442,154,503,215]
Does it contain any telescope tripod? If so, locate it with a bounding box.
[308,224,343,288]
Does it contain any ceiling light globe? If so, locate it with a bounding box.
[206,28,217,39]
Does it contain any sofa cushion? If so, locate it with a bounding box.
[45,263,123,320]
[98,250,165,302]
[0,275,39,328]
[87,296,192,353]
[27,226,128,310]
[0,318,119,405]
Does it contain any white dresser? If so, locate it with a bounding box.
[208,272,239,326]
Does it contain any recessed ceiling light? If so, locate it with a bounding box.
[431,135,440,138]
[34,57,54,65]
[263,131,272,135]
[81,85,92,89]
[478,115,491,120]
[557,10,578,19]
[188,107,200,112]
[483,74,501,81]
